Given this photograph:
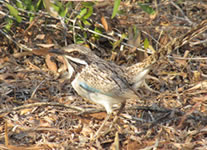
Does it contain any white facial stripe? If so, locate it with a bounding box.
[64,57,74,78]
[65,55,88,65]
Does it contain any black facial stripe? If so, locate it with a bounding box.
[68,60,85,83]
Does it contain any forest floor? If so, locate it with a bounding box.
[0,0,207,149]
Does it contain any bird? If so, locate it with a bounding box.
[49,20,207,140]
[49,44,150,139]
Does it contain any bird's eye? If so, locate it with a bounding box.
[70,51,79,57]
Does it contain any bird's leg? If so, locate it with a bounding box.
[91,102,126,142]
[118,102,126,115]
[112,101,126,124]
[102,102,126,136]
[92,113,112,141]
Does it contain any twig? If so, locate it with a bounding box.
[190,38,207,46]
[30,80,46,99]
[0,102,84,115]
[0,29,32,51]
[168,56,207,60]
[170,0,194,25]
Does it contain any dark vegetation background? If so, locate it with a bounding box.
[0,0,207,149]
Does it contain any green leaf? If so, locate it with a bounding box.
[16,1,24,9]
[133,25,139,39]
[6,4,22,23]
[43,0,59,17]
[59,7,68,17]
[63,2,72,17]
[77,8,87,19]
[36,0,43,11]
[75,35,84,44]
[83,7,93,20]
[112,33,126,50]
[111,0,121,19]
[82,2,94,7]
[82,19,91,26]
[52,4,60,13]
[4,19,13,31]
[93,27,102,39]
[144,38,149,49]
[138,3,155,15]
[78,21,84,30]
[83,32,88,39]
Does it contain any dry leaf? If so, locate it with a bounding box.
[101,16,108,32]
[32,48,49,56]
[0,56,9,63]
[45,54,58,72]
[5,121,8,147]
[159,34,169,46]
[80,125,92,136]
[13,52,33,58]
[90,112,106,120]
[36,43,54,48]
[0,73,15,80]
[20,108,32,115]
[187,81,207,91]
[127,140,141,150]
[192,71,201,82]
[35,34,45,40]
[26,60,40,70]
[111,132,119,150]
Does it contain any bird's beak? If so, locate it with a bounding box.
[48,49,65,55]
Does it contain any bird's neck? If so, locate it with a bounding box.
[64,57,87,83]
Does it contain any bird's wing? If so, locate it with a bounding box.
[78,61,137,99]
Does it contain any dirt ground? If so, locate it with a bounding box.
[0,1,207,149]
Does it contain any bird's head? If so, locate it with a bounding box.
[49,44,97,79]
[49,44,96,65]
